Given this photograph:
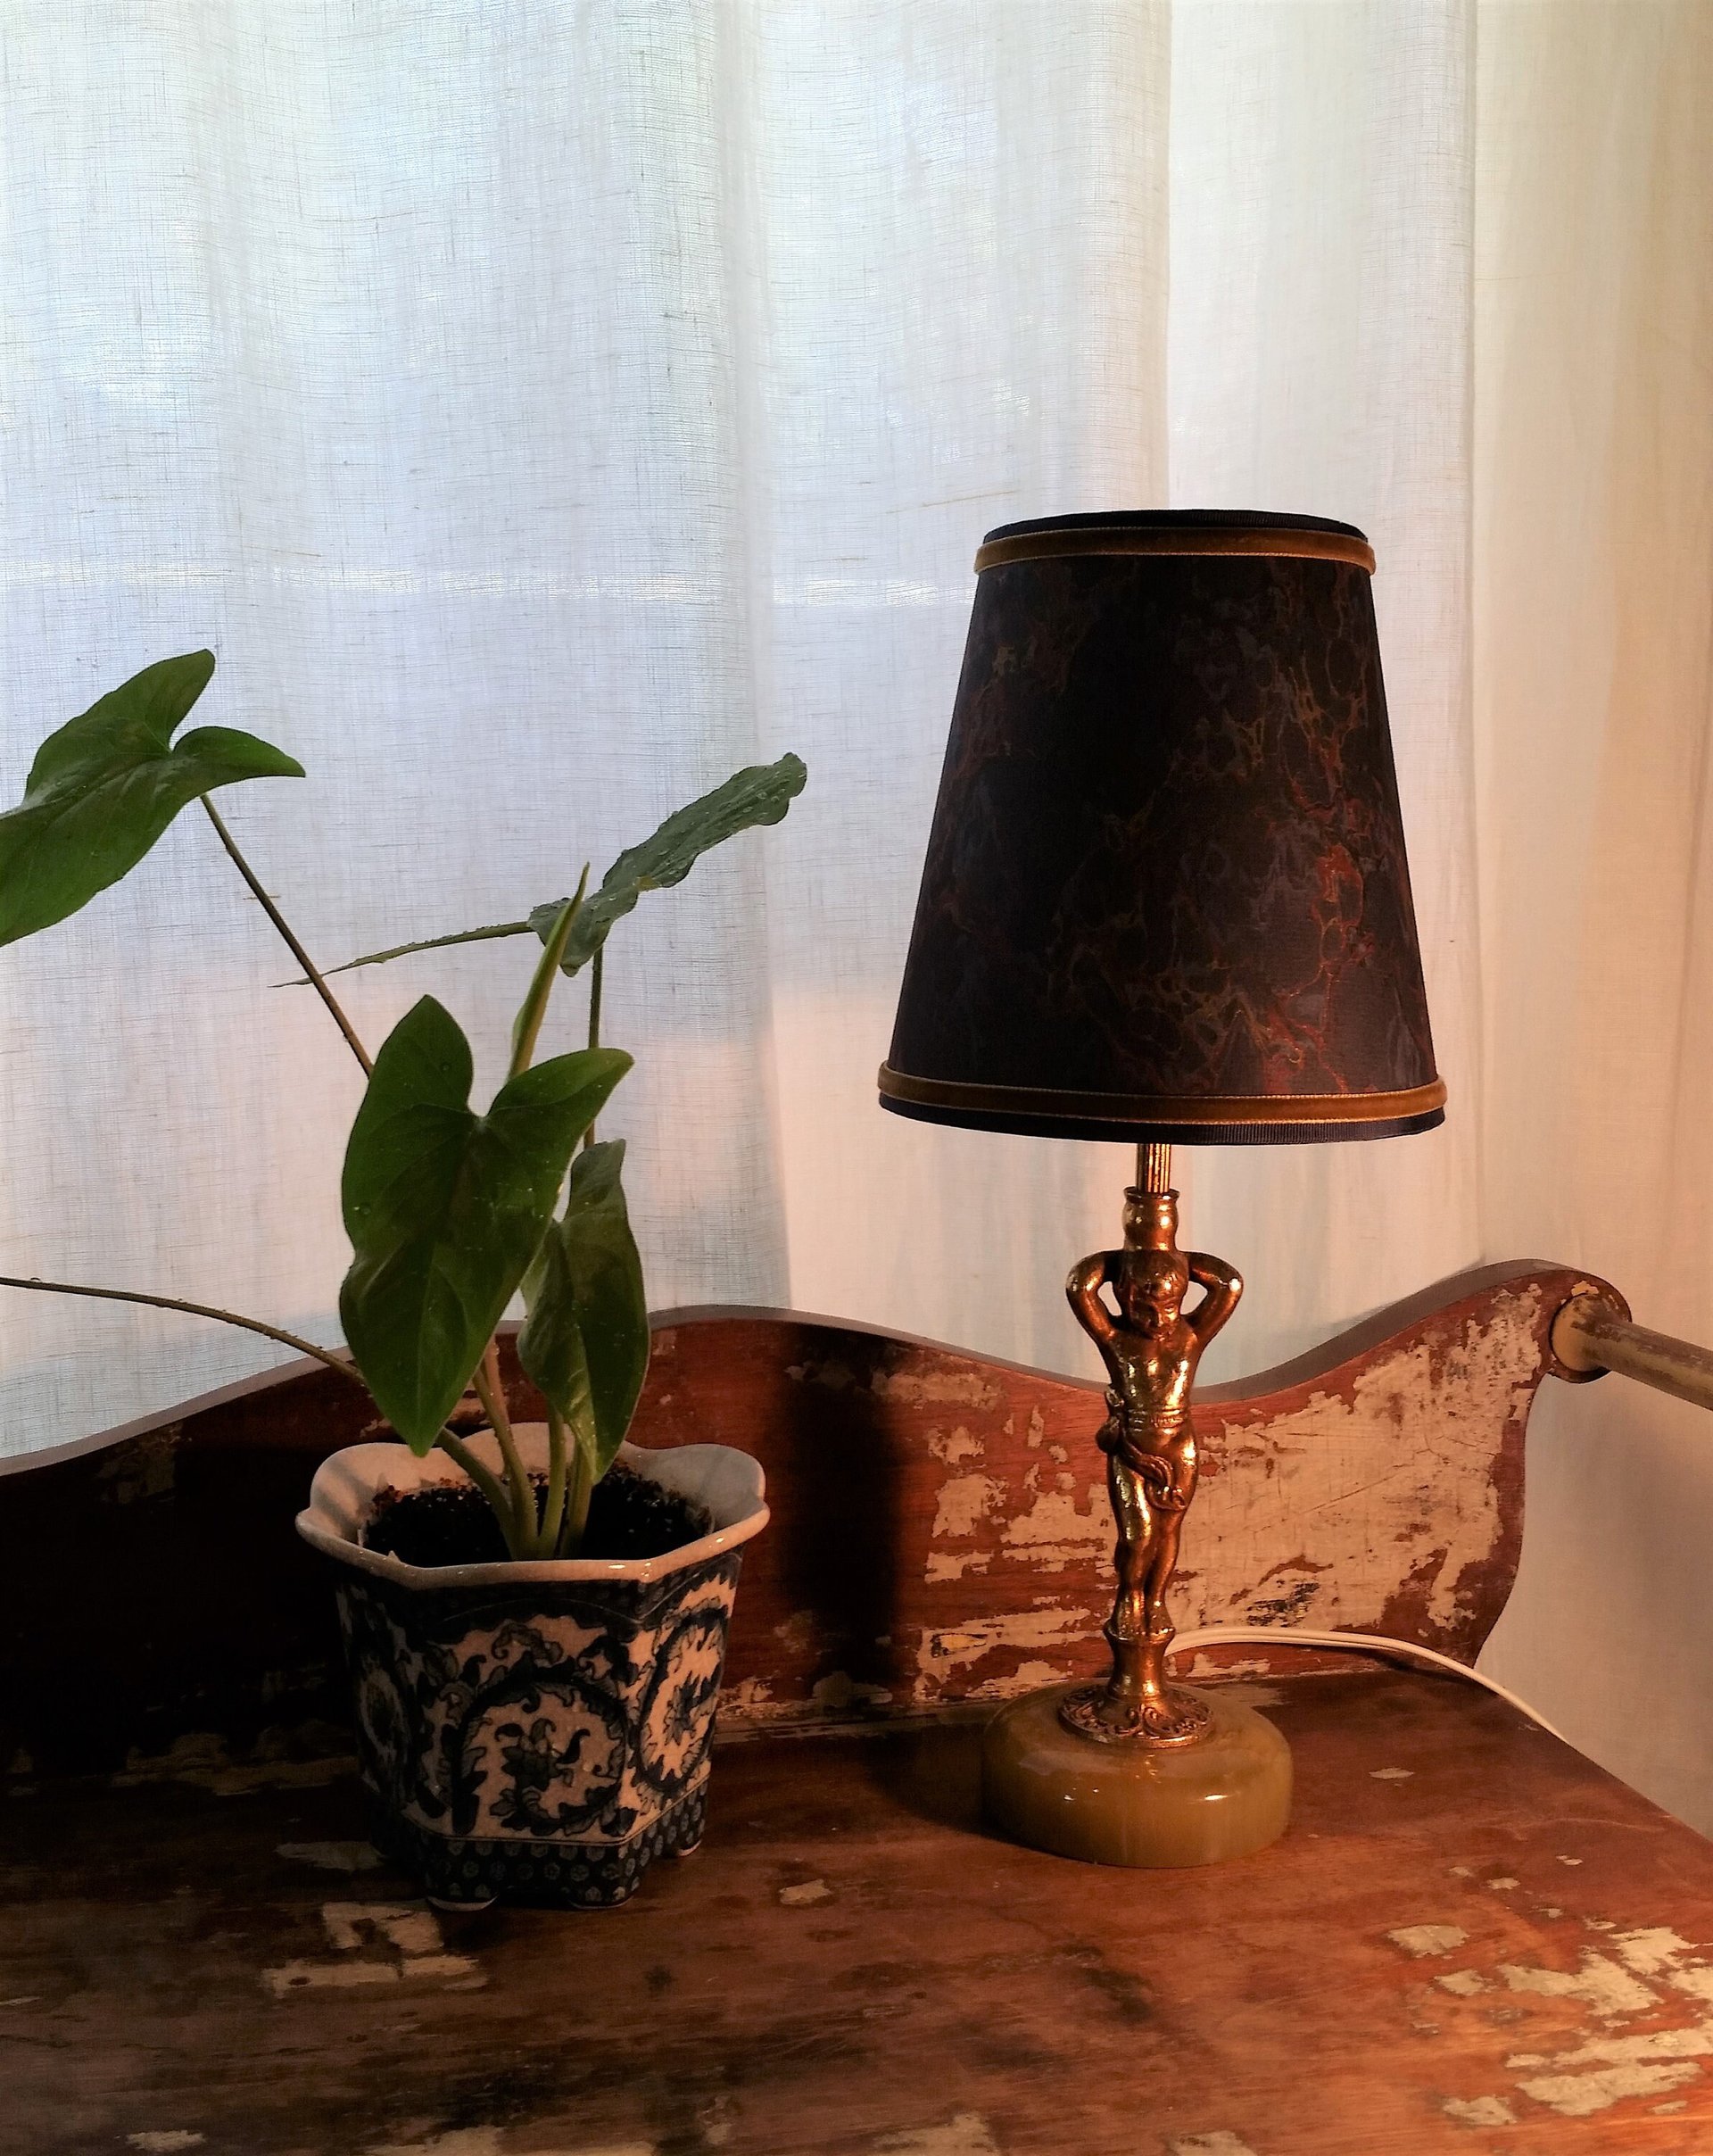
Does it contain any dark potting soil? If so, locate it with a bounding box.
[362,1463,712,1568]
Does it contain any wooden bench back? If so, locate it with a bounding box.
[0,1261,1612,1774]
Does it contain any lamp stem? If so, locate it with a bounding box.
[1137,1140,1172,1195]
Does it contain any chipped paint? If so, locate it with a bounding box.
[1612,1926,1697,1975]
[917,1605,1088,1698]
[1441,2096,1514,2127]
[1488,1877,1519,1892]
[1188,1289,1543,1640]
[931,1475,1006,1539]
[368,2135,658,2156]
[263,1901,479,1998]
[779,1879,833,1907]
[1499,1953,1655,2017]
[1166,2136,1259,2156]
[1516,2062,1701,2117]
[1430,1908,1713,2120]
[870,2114,1001,2156]
[928,1426,984,1466]
[926,1549,992,1583]
[873,1368,1001,1410]
[999,1482,1109,1567]
[112,1729,353,1796]
[1388,1924,1469,1958]
[277,1841,381,1872]
[127,2137,204,2153]
[1370,1767,1413,1781]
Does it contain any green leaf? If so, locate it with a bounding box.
[0,651,304,947]
[527,751,807,975]
[315,751,807,985]
[517,1140,650,1478]
[338,995,632,1453]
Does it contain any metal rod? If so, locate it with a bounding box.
[1551,1295,1713,1416]
[1136,1140,1173,1195]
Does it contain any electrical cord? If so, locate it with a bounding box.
[1171,1625,1570,1747]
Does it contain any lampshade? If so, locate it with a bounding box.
[879,510,1445,1145]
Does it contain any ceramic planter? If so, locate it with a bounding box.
[296,1430,768,1909]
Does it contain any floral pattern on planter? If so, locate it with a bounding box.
[334,1547,744,1908]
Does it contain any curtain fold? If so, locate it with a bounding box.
[2,0,1710,1825]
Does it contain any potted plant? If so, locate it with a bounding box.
[0,651,805,1907]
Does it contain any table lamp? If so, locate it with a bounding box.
[879,510,1444,1867]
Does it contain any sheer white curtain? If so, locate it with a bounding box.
[2,2,1710,1826]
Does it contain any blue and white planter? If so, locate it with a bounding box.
[297,1430,768,1909]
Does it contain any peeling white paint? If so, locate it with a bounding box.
[1515,2061,1701,2118]
[368,2134,657,2156]
[931,1474,1006,1538]
[999,1483,1108,1565]
[322,1903,443,1956]
[277,1840,381,1872]
[871,2113,1001,2156]
[873,1369,1001,1409]
[1436,1908,1713,2119]
[1441,2096,1514,2127]
[1499,1953,1655,2018]
[1613,1927,1700,1976]
[925,1549,992,1584]
[1190,1289,1543,1634]
[927,1426,984,1466]
[1388,1924,1469,1958]
[918,1605,1087,1697]
[264,1900,479,1998]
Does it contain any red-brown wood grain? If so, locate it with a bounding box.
[0,1262,1614,1777]
[5,1668,1713,2153]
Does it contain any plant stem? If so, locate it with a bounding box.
[508,868,588,1082]
[0,1273,367,1388]
[473,1339,534,1545]
[563,1422,595,1555]
[540,1408,569,1560]
[583,942,604,1148]
[201,796,373,1077]
[432,1426,525,1551]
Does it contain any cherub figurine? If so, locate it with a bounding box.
[1063,1185,1242,1743]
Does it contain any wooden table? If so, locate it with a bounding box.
[8,1666,1713,2153]
[5,1267,1710,2152]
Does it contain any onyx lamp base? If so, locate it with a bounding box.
[981,1681,1292,1869]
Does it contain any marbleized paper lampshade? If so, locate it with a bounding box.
[878,510,1445,1147]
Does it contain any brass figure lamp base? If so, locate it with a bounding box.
[982,1681,1292,1868]
[981,1142,1293,1868]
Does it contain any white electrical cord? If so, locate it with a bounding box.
[1171,1625,1570,1747]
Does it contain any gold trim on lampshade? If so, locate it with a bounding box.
[973,524,1377,576]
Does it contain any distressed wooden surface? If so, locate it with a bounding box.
[0,1264,1614,1775]
[7,1665,1713,2154]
